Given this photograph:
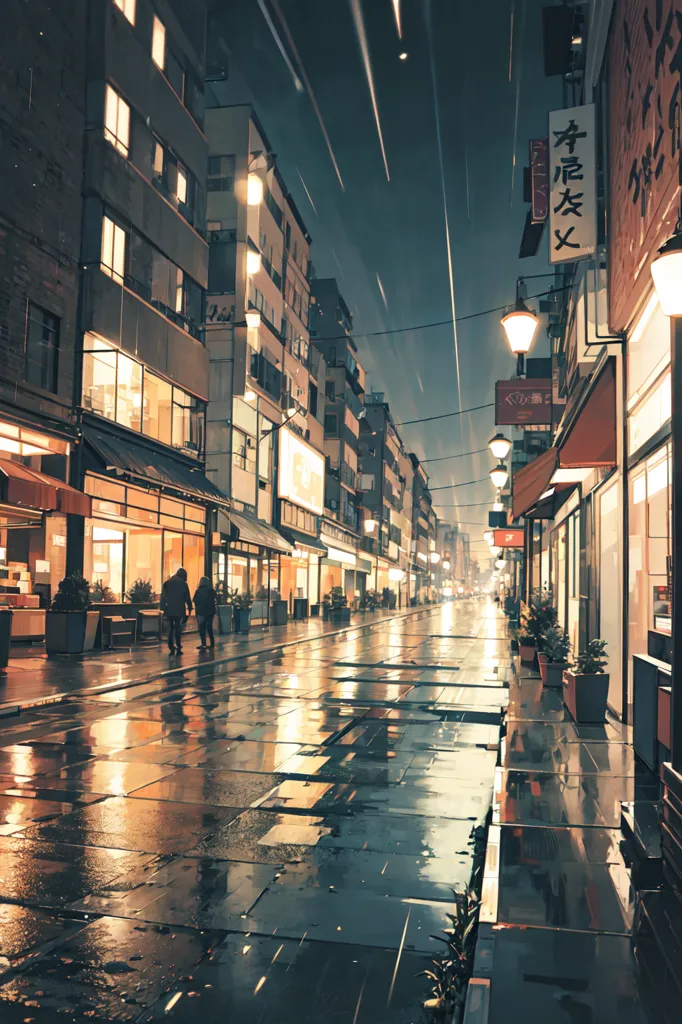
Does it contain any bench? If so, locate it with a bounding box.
[102,615,136,649]
[137,609,162,644]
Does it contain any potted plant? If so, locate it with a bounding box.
[517,590,558,666]
[46,571,100,655]
[517,628,537,664]
[364,589,380,612]
[215,580,236,634]
[89,578,117,603]
[233,591,253,634]
[563,638,609,722]
[328,586,351,624]
[539,625,571,688]
[126,578,155,604]
[322,593,331,621]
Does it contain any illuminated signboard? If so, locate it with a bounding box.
[278,428,324,516]
[493,528,525,549]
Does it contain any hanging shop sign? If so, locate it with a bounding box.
[495,379,552,425]
[548,103,597,264]
[493,528,525,548]
[608,0,682,332]
[488,511,507,528]
[530,138,549,222]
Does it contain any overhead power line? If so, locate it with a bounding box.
[422,447,489,463]
[429,478,489,491]
[318,284,570,342]
[396,402,494,427]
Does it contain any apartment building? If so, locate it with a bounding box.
[309,278,373,604]
[203,100,326,612]
[409,454,437,603]
[357,392,414,607]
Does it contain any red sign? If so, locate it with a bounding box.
[495,379,552,425]
[494,529,525,549]
[529,138,549,223]
[608,0,681,332]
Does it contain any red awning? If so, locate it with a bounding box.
[512,357,617,519]
[0,459,92,518]
[557,357,617,468]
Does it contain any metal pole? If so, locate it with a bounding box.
[670,316,682,770]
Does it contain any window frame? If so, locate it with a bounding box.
[101,215,126,282]
[113,0,135,25]
[104,84,130,158]
[25,302,60,393]
[152,15,166,70]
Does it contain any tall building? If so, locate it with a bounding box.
[74,0,228,604]
[409,454,436,603]
[357,392,414,606]
[310,278,373,605]
[203,99,327,613]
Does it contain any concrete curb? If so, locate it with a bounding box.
[0,605,435,717]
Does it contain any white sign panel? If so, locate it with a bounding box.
[278,428,324,516]
[549,103,596,264]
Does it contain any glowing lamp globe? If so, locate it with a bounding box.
[246,250,261,275]
[488,433,511,460]
[651,231,682,316]
[501,301,539,354]
[490,463,509,489]
[244,310,261,330]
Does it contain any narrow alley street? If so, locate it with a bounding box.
[0,599,654,1023]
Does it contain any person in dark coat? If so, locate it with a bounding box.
[193,575,217,650]
[160,567,192,654]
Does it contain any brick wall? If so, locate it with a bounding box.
[0,0,87,427]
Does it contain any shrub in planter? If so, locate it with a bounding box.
[46,571,100,655]
[328,587,351,624]
[522,589,558,647]
[517,630,537,664]
[364,589,381,612]
[90,578,117,603]
[233,591,253,633]
[214,580,237,634]
[126,578,156,604]
[539,625,571,687]
[563,639,609,722]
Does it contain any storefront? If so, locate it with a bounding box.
[278,522,325,612]
[276,426,326,614]
[82,427,229,602]
[213,508,292,623]
[0,419,90,641]
[319,520,366,607]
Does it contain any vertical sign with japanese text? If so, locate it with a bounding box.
[530,139,549,222]
[549,104,597,264]
[608,0,681,333]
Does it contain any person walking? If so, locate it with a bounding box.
[160,567,192,655]
[193,575,217,650]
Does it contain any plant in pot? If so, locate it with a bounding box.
[563,638,609,722]
[321,592,331,621]
[89,578,117,603]
[46,571,101,655]
[233,591,254,634]
[539,625,571,688]
[126,578,155,604]
[518,589,557,664]
[328,586,351,624]
[214,580,237,634]
[364,589,380,612]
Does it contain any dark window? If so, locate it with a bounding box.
[165,47,185,101]
[309,382,318,418]
[325,381,335,400]
[208,155,235,192]
[26,304,59,392]
[324,413,337,435]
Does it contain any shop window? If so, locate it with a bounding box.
[628,370,671,454]
[627,295,671,404]
[152,15,165,70]
[163,531,183,580]
[182,532,204,591]
[87,523,124,600]
[126,527,162,597]
[82,337,117,420]
[113,0,135,24]
[143,372,172,445]
[101,216,126,282]
[104,85,130,158]
[115,351,142,432]
[25,303,59,393]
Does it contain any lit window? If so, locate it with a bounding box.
[104,84,130,158]
[176,165,187,204]
[152,15,165,69]
[116,351,142,432]
[174,268,184,314]
[113,0,135,25]
[153,141,164,177]
[101,216,126,282]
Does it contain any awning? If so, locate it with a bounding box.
[219,510,293,553]
[0,458,92,517]
[278,527,328,554]
[85,430,229,507]
[512,357,617,519]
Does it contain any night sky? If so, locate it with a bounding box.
[213,0,562,553]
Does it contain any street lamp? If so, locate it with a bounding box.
[247,172,264,205]
[442,560,451,570]
[244,310,261,330]
[490,463,509,489]
[364,519,378,534]
[246,250,261,275]
[488,432,512,460]
[495,558,505,569]
[651,225,682,316]
[501,299,539,355]
[493,500,504,512]
[430,552,441,564]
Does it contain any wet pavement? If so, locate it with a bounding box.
[0,600,504,1022]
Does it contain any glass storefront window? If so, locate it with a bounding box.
[143,373,172,445]
[628,370,671,454]
[116,352,142,431]
[82,340,117,421]
[126,527,162,598]
[87,523,124,600]
[163,531,184,580]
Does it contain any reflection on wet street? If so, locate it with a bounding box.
[0,601,504,1022]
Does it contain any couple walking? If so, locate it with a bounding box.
[160,568,217,655]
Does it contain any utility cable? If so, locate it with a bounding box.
[396,402,494,427]
[421,447,489,463]
[428,478,489,491]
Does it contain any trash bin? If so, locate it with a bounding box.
[0,608,13,668]
[293,598,308,621]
